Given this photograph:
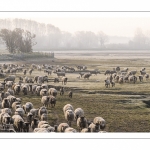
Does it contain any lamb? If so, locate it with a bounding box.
[74,108,84,121]
[62,77,68,85]
[57,123,69,132]
[63,104,74,114]
[64,109,75,126]
[22,102,33,114]
[48,88,57,97]
[77,116,87,131]
[41,96,50,107]
[93,116,106,130]
[15,108,25,117]
[40,89,48,97]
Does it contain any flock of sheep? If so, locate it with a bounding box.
[0,63,106,133]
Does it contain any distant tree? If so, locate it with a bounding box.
[0,28,36,53]
[97,31,109,48]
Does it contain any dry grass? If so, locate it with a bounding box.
[1,57,150,132]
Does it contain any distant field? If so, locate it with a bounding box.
[1,53,150,132]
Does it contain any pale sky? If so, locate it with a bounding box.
[1,12,150,37]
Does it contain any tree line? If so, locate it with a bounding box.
[0,18,150,51]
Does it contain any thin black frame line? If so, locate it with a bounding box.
[0,11,150,12]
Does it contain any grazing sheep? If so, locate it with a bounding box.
[83,73,91,79]
[57,123,69,132]
[60,87,64,95]
[2,98,10,108]
[104,70,111,75]
[41,96,50,107]
[128,70,137,76]
[77,116,87,131]
[35,86,42,96]
[88,122,100,132]
[128,75,137,84]
[140,67,146,72]
[38,106,48,118]
[48,88,57,97]
[7,95,17,107]
[40,89,48,97]
[12,101,22,112]
[74,108,84,121]
[118,77,124,84]
[12,114,24,132]
[64,127,77,133]
[62,77,68,85]
[4,75,16,82]
[110,81,115,87]
[21,84,29,95]
[64,109,75,126]
[140,70,146,76]
[40,113,48,121]
[15,108,25,117]
[49,95,56,108]
[37,120,49,128]
[31,118,39,130]
[5,81,14,88]
[145,73,149,80]
[14,84,21,95]
[93,117,106,130]
[139,75,143,82]
[30,108,39,118]
[7,88,14,96]
[104,80,110,88]
[63,104,74,114]
[22,102,33,114]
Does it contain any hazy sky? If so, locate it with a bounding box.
[1,12,150,37]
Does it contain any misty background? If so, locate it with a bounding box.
[0,18,150,51]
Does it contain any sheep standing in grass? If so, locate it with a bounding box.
[40,113,48,121]
[2,98,10,108]
[14,84,21,95]
[64,109,75,126]
[104,80,110,88]
[62,77,68,85]
[22,102,33,114]
[40,89,48,97]
[35,86,42,96]
[145,73,149,80]
[31,118,39,130]
[7,88,14,96]
[15,108,25,117]
[49,95,56,108]
[63,104,74,114]
[77,116,87,131]
[12,114,24,132]
[93,116,106,130]
[57,123,69,132]
[38,106,48,118]
[74,108,84,121]
[41,96,50,107]
[48,88,57,97]
[88,122,100,132]
[12,101,22,112]
[30,108,39,118]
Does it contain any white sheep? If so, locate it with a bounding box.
[22,102,33,114]
[64,109,75,126]
[93,116,106,130]
[64,127,77,133]
[77,116,87,131]
[57,123,69,132]
[74,108,84,121]
[15,107,25,117]
[38,106,48,118]
[40,89,48,97]
[48,88,57,97]
[63,104,74,114]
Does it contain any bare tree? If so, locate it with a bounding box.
[97,31,109,48]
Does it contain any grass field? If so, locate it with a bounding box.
[1,56,150,132]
